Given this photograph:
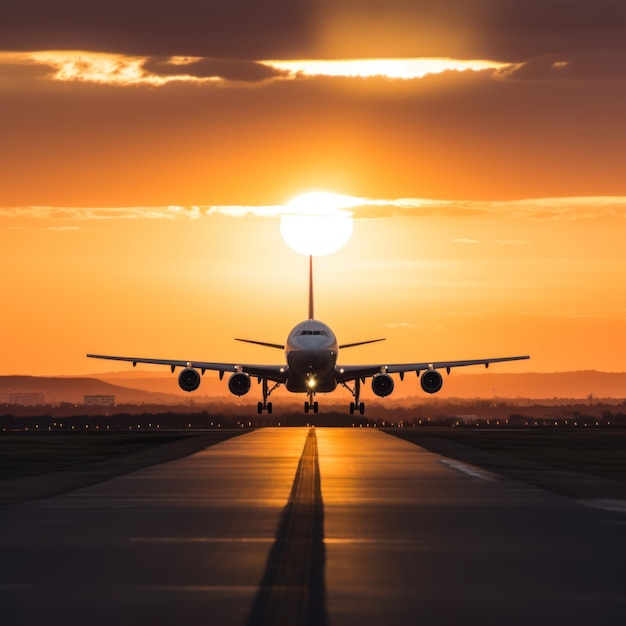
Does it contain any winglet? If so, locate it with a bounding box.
[308,254,314,320]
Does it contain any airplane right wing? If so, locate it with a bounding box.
[336,355,530,382]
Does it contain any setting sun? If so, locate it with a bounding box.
[279,192,356,256]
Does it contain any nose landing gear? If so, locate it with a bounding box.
[304,399,319,414]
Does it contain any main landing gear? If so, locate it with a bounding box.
[349,401,365,415]
[342,377,366,415]
[257,378,278,414]
[257,401,273,414]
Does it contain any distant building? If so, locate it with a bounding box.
[84,395,115,406]
[8,392,46,405]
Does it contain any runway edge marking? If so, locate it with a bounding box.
[438,458,497,481]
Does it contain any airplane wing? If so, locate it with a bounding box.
[86,354,288,383]
[336,355,530,382]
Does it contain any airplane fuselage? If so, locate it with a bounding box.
[285,319,338,392]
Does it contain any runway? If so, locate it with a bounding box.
[1,427,625,625]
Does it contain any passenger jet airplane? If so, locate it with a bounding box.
[88,257,529,415]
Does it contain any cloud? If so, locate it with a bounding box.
[205,205,285,218]
[497,52,626,81]
[23,50,626,87]
[18,51,217,86]
[0,206,202,221]
[262,58,507,80]
[3,196,626,225]
[452,238,481,244]
[45,225,81,231]
[143,57,289,84]
[2,51,507,87]
[382,322,416,329]
[347,196,626,220]
[19,50,626,89]
[0,51,289,87]
[496,239,528,246]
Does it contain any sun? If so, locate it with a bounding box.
[280,192,357,256]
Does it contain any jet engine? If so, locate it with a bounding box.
[179,367,201,392]
[372,373,394,397]
[420,369,443,394]
[228,372,251,396]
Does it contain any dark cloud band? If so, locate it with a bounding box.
[2,1,625,60]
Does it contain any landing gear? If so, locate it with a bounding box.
[342,377,366,415]
[304,386,319,414]
[304,400,319,414]
[257,378,277,413]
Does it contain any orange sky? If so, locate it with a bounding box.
[2,1,626,379]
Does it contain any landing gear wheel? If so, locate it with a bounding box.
[349,402,355,415]
[313,401,319,414]
[359,402,365,415]
[267,402,273,414]
[304,401,310,413]
[257,402,263,414]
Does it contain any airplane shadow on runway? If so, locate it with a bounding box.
[246,428,328,626]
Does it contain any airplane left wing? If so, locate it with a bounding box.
[86,354,288,383]
[336,355,530,382]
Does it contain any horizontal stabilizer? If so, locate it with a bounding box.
[235,338,285,350]
[339,338,386,350]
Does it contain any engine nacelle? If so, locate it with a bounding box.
[228,372,251,396]
[372,373,394,397]
[421,369,443,394]
[179,367,201,392]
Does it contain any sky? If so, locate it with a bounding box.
[2,0,626,379]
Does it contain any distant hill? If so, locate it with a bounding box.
[95,372,225,397]
[398,370,626,400]
[2,370,625,406]
[0,376,183,405]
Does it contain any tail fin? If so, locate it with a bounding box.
[308,255,314,320]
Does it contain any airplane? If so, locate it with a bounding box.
[88,256,529,415]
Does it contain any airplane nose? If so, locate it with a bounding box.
[290,349,335,378]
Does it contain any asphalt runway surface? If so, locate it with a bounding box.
[1,428,625,625]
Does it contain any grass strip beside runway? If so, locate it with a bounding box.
[386,428,626,482]
[385,428,626,500]
[0,431,246,505]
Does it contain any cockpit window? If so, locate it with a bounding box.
[299,330,327,336]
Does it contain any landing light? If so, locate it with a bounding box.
[307,377,317,389]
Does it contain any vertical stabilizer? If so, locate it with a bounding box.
[308,255,314,320]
